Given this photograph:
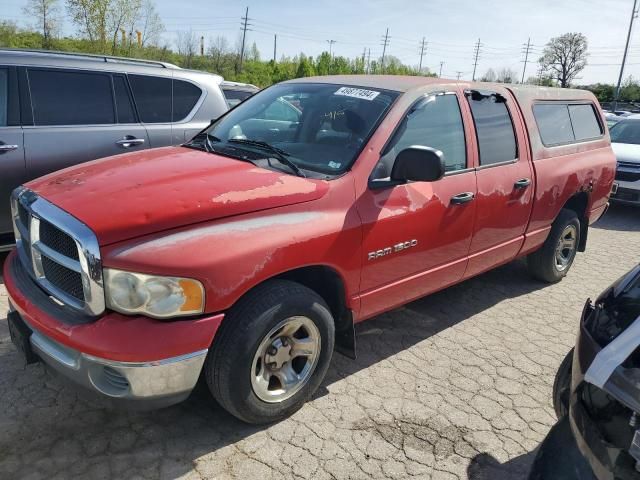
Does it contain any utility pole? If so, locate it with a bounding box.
[456,71,463,80]
[238,6,251,73]
[200,36,204,56]
[537,65,544,86]
[439,61,444,77]
[381,28,390,72]
[472,38,482,81]
[362,47,366,72]
[521,37,532,84]
[326,39,336,57]
[613,0,639,111]
[366,48,371,74]
[273,34,277,62]
[418,37,428,74]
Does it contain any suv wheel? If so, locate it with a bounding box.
[205,280,335,424]
[527,209,581,283]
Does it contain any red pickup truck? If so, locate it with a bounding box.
[4,76,615,423]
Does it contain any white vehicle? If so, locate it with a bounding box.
[610,118,640,205]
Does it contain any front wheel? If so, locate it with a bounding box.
[205,280,335,424]
[527,209,581,283]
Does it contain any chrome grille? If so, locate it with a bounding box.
[10,186,105,316]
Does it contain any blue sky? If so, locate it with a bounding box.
[2,0,639,84]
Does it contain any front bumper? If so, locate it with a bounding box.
[4,250,224,409]
[569,301,640,480]
[611,179,640,205]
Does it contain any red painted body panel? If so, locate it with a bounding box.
[6,76,616,362]
[4,252,224,362]
[27,147,329,245]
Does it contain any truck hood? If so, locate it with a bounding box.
[27,147,329,245]
[612,142,640,164]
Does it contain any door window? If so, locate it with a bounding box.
[113,76,136,124]
[28,69,115,126]
[129,74,172,123]
[466,92,517,166]
[372,93,467,179]
[173,79,202,121]
[0,69,7,126]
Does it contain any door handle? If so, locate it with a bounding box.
[514,178,531,189]
[450,192,475,205]
[116,136,145,148]
[0,144,19,154]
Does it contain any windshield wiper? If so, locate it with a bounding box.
[227,139,306,177]
[185,132,222,153]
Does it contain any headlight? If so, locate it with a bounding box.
[104,268,205,318]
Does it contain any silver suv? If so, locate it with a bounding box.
[0,49,229,250]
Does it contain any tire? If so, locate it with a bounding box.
[205,280,335,424]
[552,348,574,420]
[527,209,581,283]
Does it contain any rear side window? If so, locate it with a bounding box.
[569,104,602,141]
[533,103,603,146]
[466,92,517,166]
[28,69,115,126]
[532,104,574,146]
[0,68,7,126]
[223,88,253,108]
[129,74,172,123]
[113,76,136,124]
[173,79,202,121]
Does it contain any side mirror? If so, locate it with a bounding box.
[390,146,445,183]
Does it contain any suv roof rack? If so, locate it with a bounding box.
[0,48,180,69]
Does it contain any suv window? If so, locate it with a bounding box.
[28,69,115,126]
[533,104,574,146]
[467,92,517,166]
[129,74,172,123]
[372,93,467,179]
[173,79,202,121]
[113,76,136,124]
[223,89,254,108]
[569,104,602,141]
[0,69,7,126]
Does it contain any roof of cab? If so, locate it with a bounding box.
[283,74,597,102]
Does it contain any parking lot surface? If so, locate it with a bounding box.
[0,204,639,480]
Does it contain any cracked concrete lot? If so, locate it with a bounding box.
[1,204,639,480]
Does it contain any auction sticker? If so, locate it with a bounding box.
[334,87,380,101]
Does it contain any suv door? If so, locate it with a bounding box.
[462,88,534,279]
[0,66,25,241]
[356,90,477,319]
[22,67,149,180]
[128,74,174,147]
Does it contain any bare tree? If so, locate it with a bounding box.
[108,0,142,54]
[176,30,197,67]
[23,0,60,48]
[496,67,517,83]
[539,32,588,88]
[208,35,229,70]
[481,68,496,82]
[135,0,164,47]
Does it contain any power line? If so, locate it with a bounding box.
[521,37,532,84]
[472,38,482,81]
[381,28,390,72]
[613,0,639,111]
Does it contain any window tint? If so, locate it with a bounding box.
[0,69,7,126]
[113,76,136,124]
[533,104,574,146]
[609,120,640,145]
[129,74,172,123]
[223,89,254,108]
[173,79,202,121]
[467,93,517,165]
[28,69,115,126]
[569,104,602,140]
[372,93,467,179]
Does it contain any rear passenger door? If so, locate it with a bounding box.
[463,88,534,279]
[22,68,149,180]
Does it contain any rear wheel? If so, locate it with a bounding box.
[205,280,335,424]
[527,209,580,283]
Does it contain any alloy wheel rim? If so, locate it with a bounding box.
[555,224,577,272]
[251,316,321,403]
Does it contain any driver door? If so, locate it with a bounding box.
[356,91,478,320]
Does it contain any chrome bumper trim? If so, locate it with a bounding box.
[26,319,206,401]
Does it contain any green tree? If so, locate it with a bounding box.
[539,32,588,88]
[296,54,315,78]
[23,0,60,49]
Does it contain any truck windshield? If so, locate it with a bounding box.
[200,83,399,177]
[610,120,640,145]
